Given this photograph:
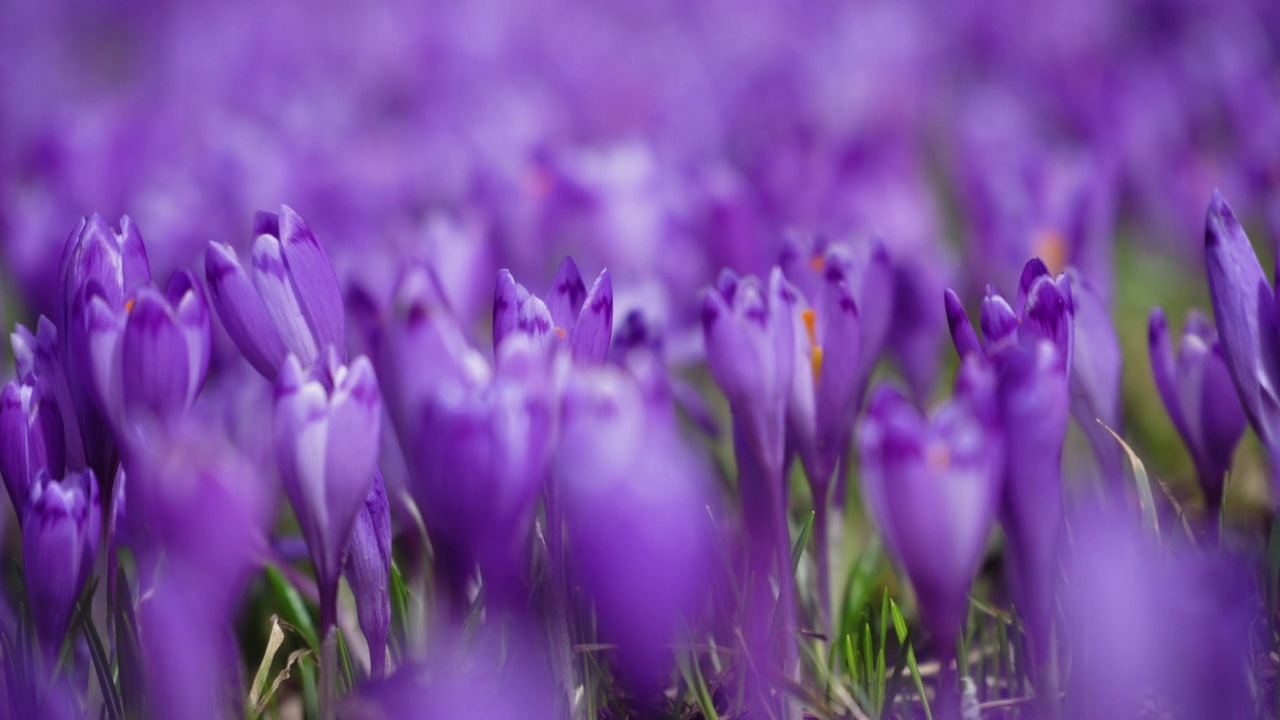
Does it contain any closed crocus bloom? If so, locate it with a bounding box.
[947,258,1074,369]
[1149,308,1247,511]
[344,471,392,678]
[22,469,100,660]
[0,375,65,517]
[59,215,151,483]
[205,206,345,381]
[71,270,211,431]
[701,267,794,478]
[557,367,713,700]
[273,350,381,627]
[493,257,613,365]
[859,359,1003,661]
[11,317,85,470]
[1067,273,1124,479]
[404,336,553,611]
[996,339,1070,663]
[1203,190,1280,457]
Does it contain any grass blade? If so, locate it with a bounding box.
[1098,420,1159,536]
[265,565,320,652]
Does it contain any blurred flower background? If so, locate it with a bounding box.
[3,0,1280,717]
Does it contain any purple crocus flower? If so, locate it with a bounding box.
[945,258,1075,368]
[205,206,345,382]
[1062,503,1254,719]
[22,469,100,662]
[400,335,554,613]
[1065,271,1124,479]
[344,470,392,678]
[557,366,714,700]
[995,338,1070,665]
[71,269,211,434]
[11,318,85,470]
[1149,308,1247,512]
[0,374,65,518]
[58,214,152,481]
[1203,191,1280,461]
[859,358,1003,667]
[273,350,382,629]
[493,256,613,365]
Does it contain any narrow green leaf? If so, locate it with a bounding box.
[862,623,875,713]
[882,627,914,717]
[878,589,889,661]
[80,608,122,720]
[389,561,410,658]
[336,627,356,689]
[792,511,815,578]
[1099,420,1159,536]
[298,653,320,720]
[265,566,320,652]
[844,634,857,687]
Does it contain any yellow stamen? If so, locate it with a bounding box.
[125,298,136,313]
[554,326,567,340]
[1032,228,1068,275]
[927,444,950,473]
[801,308,823,384]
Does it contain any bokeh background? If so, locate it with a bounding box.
[4,0,1280,511]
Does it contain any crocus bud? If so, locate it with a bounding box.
[343,471,392,677]
[273,350,381,616]
[1203,190,1280,456]
[701,267,794,477]
[996,339,1069,660]
[205,206,345,381]
[493,257,613,365]
[12,318,86,470]
[946,257,1074,369]
[0,375,66,517]
[859,359,1003,654]
[71,270,211,431]
[22,469,100,659]
[1149,308,1247,511]
[558,366,714,700]
[1067,273,1124,479]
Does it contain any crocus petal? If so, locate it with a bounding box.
[493,270,527,356]
[167,270,211,408]
[980,289,1019,349]
[0,378,65,515]
[344,471,392,678]
[22,470,99,657]
[1068,276,1123,478]
[813,268,861,478]
[321,357,382,564]
[76,285,126,424]
[205,242,289,381]
[569,269,613,365]
[1204,190,1280,452]
[944,289,983,360]
[546,256,587,332]
[854,243,895,381]
[277,206,346,358]
[1149,307,1191,442]
[1015,257,1051,316]
[122,288,192,420]
[1021,274,1075,371]
[516,294,554,354]
[274,356,336,583]
[252,233,320,367]
[1199,341,1248,498]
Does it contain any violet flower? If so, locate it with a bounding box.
[1203,191,1280,461]
[0,374,65,518]
[71,269,211,434]
[22,469,100,663]
[205,206,345,382]
[58,214,152,481]
[557,367,714,700]
[344,470,393,678]
[493,256,613,365]
[273,350,382,630]
[945,258,1074,367]
[1149,308,1247,512]
[859,358,1003,675]
[11,318,86,470]
[1067,272,1125,480]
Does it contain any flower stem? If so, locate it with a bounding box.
[320,587,338,720]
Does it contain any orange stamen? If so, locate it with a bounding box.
[554,326,567,340]
[125,298,136,313]
[801,308,823,384]
[809,254,826,272]
[927,444,950,473]
[1033,228,1068,275]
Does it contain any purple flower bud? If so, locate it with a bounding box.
[1149,308,1247,510]
[273,351,381,608]
[1068,273,1124,479]
[71,270,211,432]
[0,375,65,518]
[701,267,794,478]
[22,469,100,658]
[493,258,613,365]
[995,339,1069,656]
[946,258,1074,370]
[344,471,392,678]
[11,318,85,470]
[58,214,151,337]
[1203,190,1280,456]
[402,336,553,608]
[205,206,345,381]
[859,360,1003,652]
[558,367,714,699]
